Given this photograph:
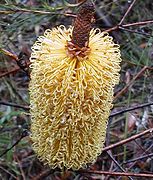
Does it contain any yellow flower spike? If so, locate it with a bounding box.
[29,1,122,170]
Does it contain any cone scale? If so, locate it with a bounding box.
[29,0,121,170]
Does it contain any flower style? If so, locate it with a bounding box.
[29,25,121,170]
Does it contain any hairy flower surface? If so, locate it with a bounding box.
[29,25,121,170]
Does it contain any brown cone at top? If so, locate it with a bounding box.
[72,0,95,48]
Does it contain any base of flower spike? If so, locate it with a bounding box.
[66,41,91,59]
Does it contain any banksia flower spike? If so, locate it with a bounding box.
[29,0,121,170]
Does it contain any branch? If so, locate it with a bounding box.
[119,26,153,37]
[0,130,29,158]
[32,170,52,180]
[114,66,148,100]
[0,48,30,75]
[105,19,153,33]
[110,102,153,118]
[63,0,87,7]
[123,20,153,27]
[119,0,137,25]
[0,9,77,17]
[0,48,18,60]
[80,170,153,178]
[123,152,153,164]
[104,0,137,34]
[106,151,133,180]
[0,67,20,78]
[102,128,153,152]
[0,101,29,111]
[0,166,17,179]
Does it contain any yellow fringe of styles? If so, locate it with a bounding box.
[29,25,122,170]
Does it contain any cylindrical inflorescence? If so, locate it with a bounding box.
[29,0,122,170]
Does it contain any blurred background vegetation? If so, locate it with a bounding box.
[0,0,153,179]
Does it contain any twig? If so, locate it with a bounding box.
[0,48,30,75]
[105,19,153,33]
[119,0,137,25]
[119,26,153,37]
[115,140,153,180]
[63,0,87,7]
[106,151,133,180]
[0,166,17,179]
[110,102,153,117]
[0,101,29,111]
[0,9,77,17]
[104,25,118,33]
[32,169,56,180]
[123,152,153,164]
[80,170,153,178]
[133,139,153,161]
[0,48,18,61]
[114,66,148,100]
[122,144,153,177]
[123,20,153,27]
[14,154,26,180]
[103,0,138,33]
[0,67,20,78]
[102,128,153,152]
[0,130,29,158]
